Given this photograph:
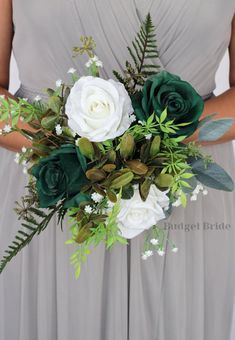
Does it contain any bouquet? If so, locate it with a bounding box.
[0,14,234,278]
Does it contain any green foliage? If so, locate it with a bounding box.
[73,36,96,58]
[143,225,178,254]
[66,191,127,278]
[0,182,65,274]
[127,110,190,141]
[197,112,218,128]
[0,97,45,127]
[190,159,234,191]
[113,13,160,94]
[198,118,234,142]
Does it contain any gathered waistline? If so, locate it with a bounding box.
[15,83,214,101]
[15,84,49,100]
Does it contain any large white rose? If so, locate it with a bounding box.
[65,76,134,142]
[117,185,169,239]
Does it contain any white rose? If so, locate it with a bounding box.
[65,76,134,142]
[117,185,169,239]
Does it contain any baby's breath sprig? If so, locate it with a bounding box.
[142,225,178,260]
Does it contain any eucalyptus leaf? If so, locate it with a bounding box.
[121,185,134,200]
[191,159,234,191]
[198,118,234,142]
[48,96,62,114]
[41,115,59,130]
[46,88,55,97]
[197,112,218,128]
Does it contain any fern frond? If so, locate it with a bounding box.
[113,13,160,94]
[0,203,62,274]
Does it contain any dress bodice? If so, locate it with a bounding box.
[12,0,235,98]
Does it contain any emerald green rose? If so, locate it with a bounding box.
[31,145,89,208]
[132,71,204,137]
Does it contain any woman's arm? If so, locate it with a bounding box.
[185,15,235,145]
[0,0,32,152]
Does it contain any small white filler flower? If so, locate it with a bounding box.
[157,249,165,257]
[150,238,159,246]
[84,205,93,214]
[56,79,63,87]
[55,124,63,136]
[67,67,77,74]
[34,95,42,102]
[91,192,103,203]
[85,55,103,68]
[3,124,12,133]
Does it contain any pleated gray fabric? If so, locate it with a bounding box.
[0,0,235,339]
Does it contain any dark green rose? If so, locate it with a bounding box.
[31,144,89,208]
[132,71,204,137]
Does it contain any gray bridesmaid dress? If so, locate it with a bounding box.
[0,1,235,339]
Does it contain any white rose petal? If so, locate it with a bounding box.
[65,76,134,142]
[107,201,114,209]
[117,185,169,239]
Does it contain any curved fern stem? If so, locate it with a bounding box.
[0,205,60,274]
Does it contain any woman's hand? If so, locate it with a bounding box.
[0,87,33,152]
[185,15,235,145]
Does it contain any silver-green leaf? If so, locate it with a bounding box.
[198,118,234,142]
[191,159,234,191]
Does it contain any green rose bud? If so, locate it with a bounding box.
[31,144,88,208]
[131,71,204,137]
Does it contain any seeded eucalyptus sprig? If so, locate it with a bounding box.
[73,36,96,58]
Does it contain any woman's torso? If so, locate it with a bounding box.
[12,0,235,99]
